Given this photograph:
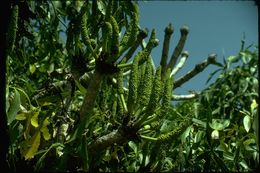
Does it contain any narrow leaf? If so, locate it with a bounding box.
[8,89,21,124]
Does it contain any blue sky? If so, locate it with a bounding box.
[138,1,258,94]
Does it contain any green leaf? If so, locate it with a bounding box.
[24,131,41,160]
[75,79,87,95]
[31,109,40,128]
[223,152,234,161]
[243,115,251,132]
[7,89,21,124]
[192,118,206,128]
[206,68,222,84]
[181,125,192,143]
[97,1,106,15]
[47,63,54,74]
[29,64,36,74]
[194,130,205,143]
[243,138,255,146]
[209,119,230,130]
[40,117,51,140]
[212,151,229,172]
[16,112,28,120]
[128,141,137,154]
[250,99,258,113]
[211,129,219,139]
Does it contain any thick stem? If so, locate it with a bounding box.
[88,130,127,154]
[173,54,217,89]
[171,93,199,101]
[160,23,174,75]
[80,71,103,120]
[170,51,189,76]
[167,25,189,71]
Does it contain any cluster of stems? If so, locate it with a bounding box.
[64,2,219,170]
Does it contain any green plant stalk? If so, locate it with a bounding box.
[81,13,98,59]
[140,135,158,141]
[119,8,139,55]
[117,70,124,94]
[6,5,18,55]
[141,40,156,71]
[119,28,148,63]
[108,15,120,63]
[137,57,153,108]
[102,22,113,53]
[119,94,128,112]
[127,56,139,114]
[160,23,174,74]
[159,69,173,119]
[174,54,217,89]
[138,29,159,64]
[117,62,132,69]
[104,0,113,21]
[167,25,189,71]
[134,66,162,128]
[170,51,189,76]
[139,112,157,127]
[157,118,192,142]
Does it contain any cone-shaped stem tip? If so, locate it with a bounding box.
[181,50,189,58]
[180,25,189,35]
[164,23,174,34]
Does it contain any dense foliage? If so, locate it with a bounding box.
[5,1,258,172]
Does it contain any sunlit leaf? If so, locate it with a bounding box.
[239,160,249,169]
[223,152,234,161]
[243,115,251,132]
[128,141,137,154]
[216,141,229,152]
[31,110,39,128]
[243,138,255,146]
[29,64,36,74]
[211,129,219,139]
[209,119,230,130]
[97,1,106,15]
[8,89,21,124]
[40,117,51,140]
[250,99,258,113]
[227,55,239,63]
[16,112,28,120]
[181,125,192,143]
[192,118,206,128]
[194,130,205,143]
[24,131,41,160]
[47,63,54,74]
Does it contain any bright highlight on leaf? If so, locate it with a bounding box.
[250,99,258,112]
[243,115,251,133]
[211,129,219,139]
[40,117,51,140]
[16,112,28,120]
[31,111,40,128]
